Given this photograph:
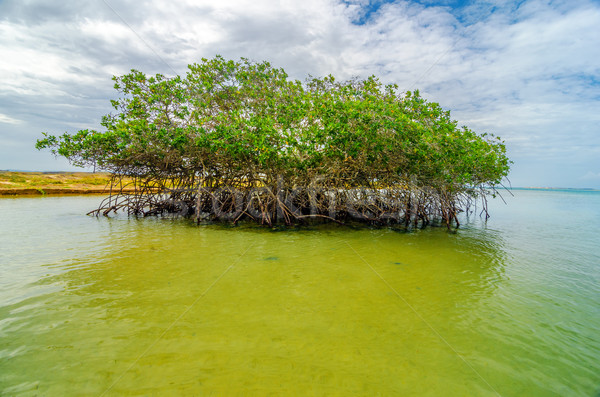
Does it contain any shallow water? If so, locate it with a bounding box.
[0,190,599,396]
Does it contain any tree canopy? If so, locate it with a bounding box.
[36,56,511,227]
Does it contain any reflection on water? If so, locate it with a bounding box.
[0,192,599,395]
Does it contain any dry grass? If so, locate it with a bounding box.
[0,171,130,195]
[0,171,113,188]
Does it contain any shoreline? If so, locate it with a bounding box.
[0,187,117,196]
[0,171,128,196]
[511,187,600,192]
[2,171,598,195]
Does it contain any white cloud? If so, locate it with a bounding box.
[0,113,22,124]
[580,171,600,181]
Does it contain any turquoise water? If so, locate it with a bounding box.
[0,189,599,395]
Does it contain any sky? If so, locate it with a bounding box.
[1,0,599,188]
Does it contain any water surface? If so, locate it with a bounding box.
[1,190,599,395]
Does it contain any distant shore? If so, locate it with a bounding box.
[511,187,600,192]
[2,171,598,196]
[0,171,121,196]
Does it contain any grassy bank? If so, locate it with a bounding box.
[0,171,117,195]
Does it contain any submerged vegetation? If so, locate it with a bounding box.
[36,56,510,227]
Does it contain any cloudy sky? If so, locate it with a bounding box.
[1,0,599,188]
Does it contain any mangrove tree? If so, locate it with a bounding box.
[36,56,511,227]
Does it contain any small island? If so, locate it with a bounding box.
[36,56,510,228]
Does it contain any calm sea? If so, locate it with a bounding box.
[0,189,599,396]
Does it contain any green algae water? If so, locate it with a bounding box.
[1,190,599,396]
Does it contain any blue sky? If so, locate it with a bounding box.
[351,0,473,24]
[1,0,599,188]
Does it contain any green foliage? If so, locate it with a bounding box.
[36,56,511,225]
